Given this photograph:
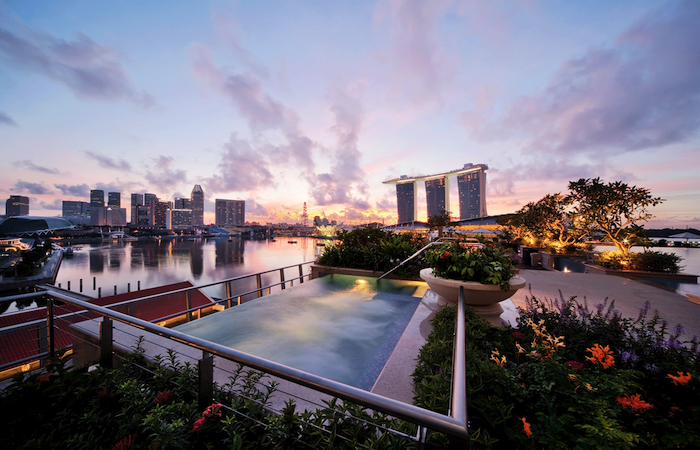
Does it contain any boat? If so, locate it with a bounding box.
[288,239,298,244]
[316,242,325,247]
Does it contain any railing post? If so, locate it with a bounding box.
[38,323,48,367]
[80,278,83,292]
[256,274,263,298]
[185,290,192,322]
[198,351,214,411]
[46,299,55,360]
[299,264,304,283]
[93,276,96,290]
[100,317,113,369]
[416,426,427,450]
[279,268,286,290]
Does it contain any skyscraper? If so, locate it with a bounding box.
[144,193,158,207]
[174,197,191,210]
[215,199,245,227]
[191,185,204,226]
[90,190,104,207]
[154,201,169,228]
[384,163,488,224]
[108,192,121,207]
[425,177,449,219]
[395,181,417,224]
[62,200,90,224]
[457,168,488,220]
[5,195,29,216]
[130,193,143,225]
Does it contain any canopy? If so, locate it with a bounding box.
[669,232,700,239]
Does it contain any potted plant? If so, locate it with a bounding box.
[420,241,526,314]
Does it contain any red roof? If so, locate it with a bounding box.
[0,281,214,368]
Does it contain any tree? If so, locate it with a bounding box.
[568,178,662,254]
[427,210,453,237]
[500,194,584,249]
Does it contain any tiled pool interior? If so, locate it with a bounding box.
[175,274,426,390]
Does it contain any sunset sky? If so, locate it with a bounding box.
[1,1,699,228]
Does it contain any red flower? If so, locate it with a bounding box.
[203,403,223,417]
[667,372,692,386]
[586,343,615,369]
[511,331,525,341]
[521,417,532,437]
[97,388,111,402]
[439,251,450,260]
[111,434,136,450]
[154,390,174,405]
[617,393,653,412]
[566,361,584,371]
[191,417,206,433]
[37,373,51,384]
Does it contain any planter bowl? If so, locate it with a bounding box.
[420,268,526,315]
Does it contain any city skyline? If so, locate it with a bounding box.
[1,1,699,228]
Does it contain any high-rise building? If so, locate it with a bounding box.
[384,163,488,224]
[108,192,121,207]
[5,195,29,216]
[215,199,245,227]
[144,193,158,208]
[167,209,192,230]
[395,180,417,224]
[90,190,105,207]
[62,201,90,224]
[425,177,449,219]
[154,201,169,228]
[174,197,191,210]
[130,193,143,225]
[457,168,487,220]
[191,185,204,226]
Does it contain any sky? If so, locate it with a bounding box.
[1,0,699,228]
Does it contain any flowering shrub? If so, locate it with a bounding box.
[424,240,517,290]
[598,250,683,273]
[413,295,700,449]
[317,227,427,279]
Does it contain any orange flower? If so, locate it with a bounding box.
[617,393,653,412]
[667,371,692,386]
[585,343,615,369]
[521,417,532,437]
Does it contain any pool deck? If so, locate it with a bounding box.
[371,267,700,404]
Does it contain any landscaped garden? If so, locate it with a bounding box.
[413,297,700,449]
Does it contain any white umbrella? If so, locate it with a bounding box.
[669,232,700,240]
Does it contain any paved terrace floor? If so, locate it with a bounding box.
[373,268,700,404]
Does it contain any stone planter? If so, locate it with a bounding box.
[420,268,526,315]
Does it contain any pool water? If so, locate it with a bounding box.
[175,274,427,390]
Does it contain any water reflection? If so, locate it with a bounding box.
[54,237,319,298]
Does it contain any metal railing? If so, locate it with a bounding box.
[1,265,469,444]
[0,262,315,371]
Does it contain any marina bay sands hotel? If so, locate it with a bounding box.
[383,163,488,224]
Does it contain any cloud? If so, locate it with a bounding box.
[0,111,18,126]
[189,43,315,169]
[306,90,370,210]
[0,25,154,107]
[374,0,454,104]
[494,1,700,155]
[12,180,52,195]
[54,183,90,197]
[39,199,63,210]
[17,160,60,174]
[245,198,268,217]
[206,133,274,193]
[85,151,132,171]
[375,197,396,212]
[145,156,187,192]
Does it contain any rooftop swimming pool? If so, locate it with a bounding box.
[175,274,427,390]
